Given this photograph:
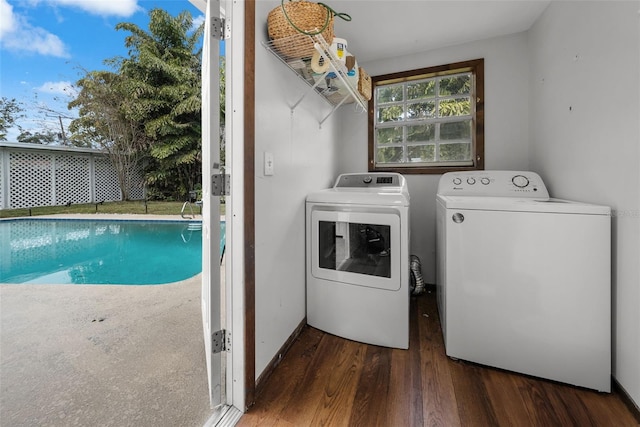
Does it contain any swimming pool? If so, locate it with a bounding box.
[0,219,224,285]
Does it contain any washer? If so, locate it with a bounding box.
[436,170,611,392]
[306,173,410,349]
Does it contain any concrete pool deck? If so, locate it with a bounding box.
[1,275,215,427]
[1,214,220,426]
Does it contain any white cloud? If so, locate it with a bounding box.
[0,0,70,57]
[2,22,70,57]
[192,14,205,31]
[1,0,140,57]
[45,0,141,17]
[0,0,17,38]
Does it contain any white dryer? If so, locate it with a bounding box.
[306,173,410,349]
[436,170,611,392]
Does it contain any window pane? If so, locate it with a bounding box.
[407,101,435,119]
[369,59,483,172]
[377,146,403,163]
[377,127,403,144]
[440,120,471,140]
[439,74,471,95]
[377,105,404,123]
[438,97,470,117]
[439,143,471,161]
[407,80,435,100]
[407,124,435,142]
[377,84,404,103]
[408,145,435,162]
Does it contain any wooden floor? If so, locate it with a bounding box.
[237,291,640,427]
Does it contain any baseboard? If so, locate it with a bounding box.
[613,377,640,424]
[255,317,307,396]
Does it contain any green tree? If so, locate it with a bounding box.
[0,97,25,141]
[17,130,63,144]
[69,70,149,200]
[113,8,204,200]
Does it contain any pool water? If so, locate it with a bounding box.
[0,219,223,285]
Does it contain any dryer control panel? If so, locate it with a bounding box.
[437,171,550,198]
[334,173,406,189]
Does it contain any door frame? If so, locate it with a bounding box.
[189,0,254,412]
[199,0,223,409]
[240,0,256,410]
[192,0,256,412]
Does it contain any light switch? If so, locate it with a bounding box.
[264,152,274,176]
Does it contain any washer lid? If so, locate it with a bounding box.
[437,195,610,215]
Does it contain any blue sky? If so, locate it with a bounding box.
[0,0,204,141]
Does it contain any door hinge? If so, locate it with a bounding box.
[212,174,230,196]
[211,17,225,40]
[212,329,230,354]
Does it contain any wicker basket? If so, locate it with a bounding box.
[358,67,372,101]
[268,0,334,59]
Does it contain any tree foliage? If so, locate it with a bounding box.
[1,93,78,145]
[0,97,25,141]
[112,8,205,199]
[17,130,63,144]
[66,8,209,201]
[69,70,149,200]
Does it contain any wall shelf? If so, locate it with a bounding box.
[262,33,368,126]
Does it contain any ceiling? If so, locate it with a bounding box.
[331,1,551,63]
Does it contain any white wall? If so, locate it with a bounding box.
[528,1,640,408]
[254,1,341,377]
[339,32,532,283]
[254,2,640,410]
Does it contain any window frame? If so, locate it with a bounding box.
[368,58,484,174]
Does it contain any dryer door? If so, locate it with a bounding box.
[310,208,401,290]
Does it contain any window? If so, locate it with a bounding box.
[368,59,484,174]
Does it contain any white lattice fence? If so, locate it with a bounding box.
[9,151,54,209]
[94,157,123,203]
[0,143,144,210]
[129,168,145,200]
[55,154,91,205]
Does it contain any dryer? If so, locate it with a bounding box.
[306,173,410,349]
[436,170,611,392]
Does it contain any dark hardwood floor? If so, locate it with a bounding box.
[237,291,640,426]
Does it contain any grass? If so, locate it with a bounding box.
[0,200,224,219]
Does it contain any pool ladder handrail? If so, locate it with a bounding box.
[181,200,195,219]
[181,191,203,219]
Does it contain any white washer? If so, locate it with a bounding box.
[436,171,611,392]
[306,173,410,349]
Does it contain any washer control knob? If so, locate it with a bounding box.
[481,178,490,185]
[453,178,462,185]
[363,176,372,184]
[512,175,530,188]
[467,178,476,185]
[452,213,465,223]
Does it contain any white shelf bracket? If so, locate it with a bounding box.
[319,95,351,128]
[291,74,327,112]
